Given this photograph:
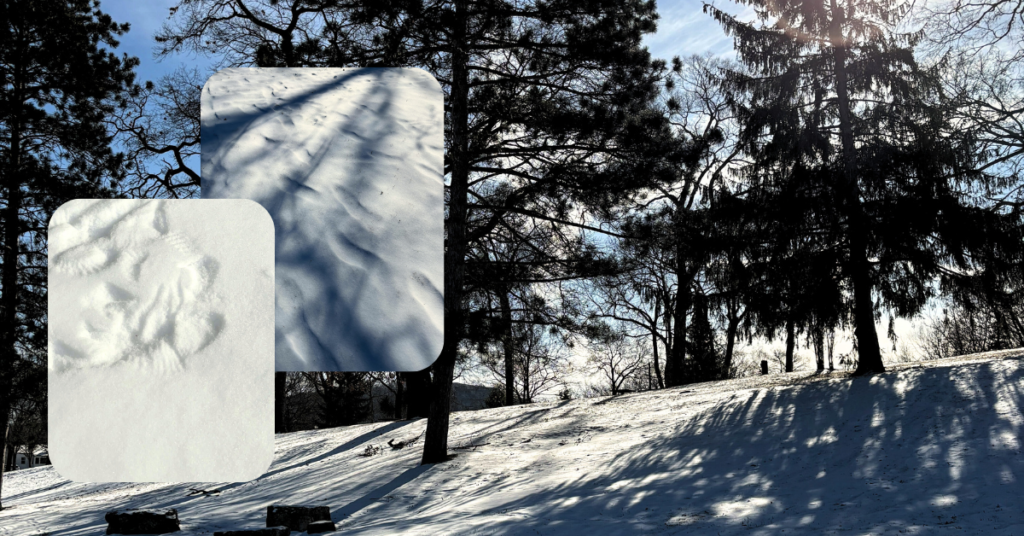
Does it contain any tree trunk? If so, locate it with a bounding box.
[667,276,690,387]
[395,373,406,420]
[281,34,295,66]
[275,372,287,433]
[724,315,740,379]
[814,323,825,373]
[422,0,469,465]
[404,369,431,419]
[827,329,836,371]
[662,295,673,375]
[3,426,12,473]
[499,288,515,406]
[829,0,884,375]
[521,362,531,403]
[651,299,667,387]
[0,404,9,509]
[785,316,795,373]
[651,328,664,389]
[0,106,23,513]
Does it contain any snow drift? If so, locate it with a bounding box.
[201,67,445,372]
[8,350,1022,534]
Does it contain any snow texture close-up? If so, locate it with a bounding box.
[201,67,445,372]
[47,199,275,482]
[9,349,1023,534]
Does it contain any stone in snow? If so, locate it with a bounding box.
[307,519,337,533]
[104,509,180,535]
[266,505,331,532]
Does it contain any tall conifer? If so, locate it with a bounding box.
[0,0,137,509]
[706,0,1014,374]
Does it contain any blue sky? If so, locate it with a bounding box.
[102,0,216,84]
[101,0,750,84]
[646,0,752,61]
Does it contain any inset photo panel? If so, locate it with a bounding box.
[202,67,444,372]
[47,199,275,482]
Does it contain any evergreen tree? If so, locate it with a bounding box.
[302,372,373,427]
[706,0,1018,374]
[683,290,719,381]
[703,192,756,378]
[0,0,138,509]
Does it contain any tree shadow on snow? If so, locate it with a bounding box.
[203,68,440,372]
[397,358,1024,534]
[9,360,1022,535]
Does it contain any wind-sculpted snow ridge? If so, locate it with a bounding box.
[8,350,1023,534]
[48,200,224,373]
[202,67,444,371]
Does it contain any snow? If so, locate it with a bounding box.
[201,67,445,372]
[47,199,275,482]
[8,350,1023,534]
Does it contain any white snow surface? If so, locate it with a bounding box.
[201,67,445,371]
[8,350,1023,534]
[47,199,275,482]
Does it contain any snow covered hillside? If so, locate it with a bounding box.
[3,350,1022,534]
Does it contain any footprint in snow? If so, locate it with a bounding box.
[49,200,225,373]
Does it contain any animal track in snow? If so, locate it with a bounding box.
[49,200,225,373]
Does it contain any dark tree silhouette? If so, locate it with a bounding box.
[0,0,138,510]
[113,66,202,199]
[706,0,1020,375]
[600,54,745,387]
[302,372,372,427]
[158,0,680,464]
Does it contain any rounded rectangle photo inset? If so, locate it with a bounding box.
[48,199,275,482]
[201,67,444,372]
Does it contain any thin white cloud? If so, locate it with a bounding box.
[645,0,757,61]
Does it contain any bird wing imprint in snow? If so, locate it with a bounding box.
[49,200,225,373]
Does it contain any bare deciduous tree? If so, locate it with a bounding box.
[588,334,649,395]
[112,66,202,198]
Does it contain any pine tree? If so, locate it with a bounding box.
[0,0,138,510]
[159,0,679,463]
[683,291,719,381]
[706,0,1016,374]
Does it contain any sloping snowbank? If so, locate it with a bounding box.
[3,350,1022,534]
